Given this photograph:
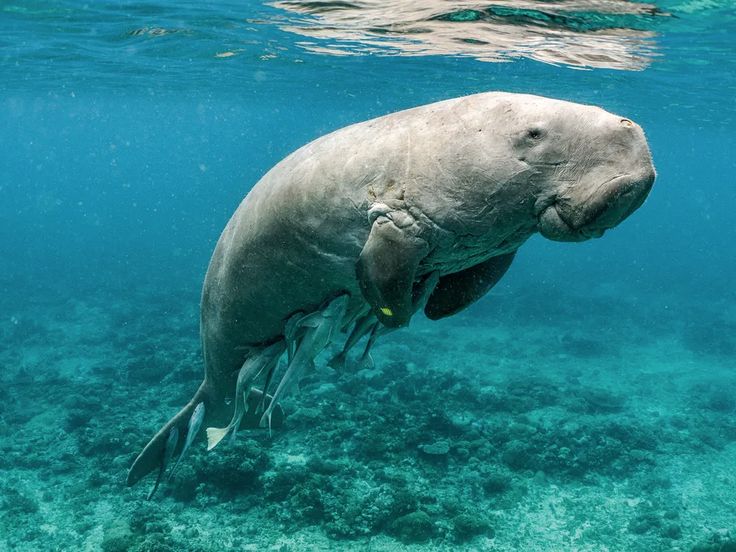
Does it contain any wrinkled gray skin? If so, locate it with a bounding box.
[127,92,655,487]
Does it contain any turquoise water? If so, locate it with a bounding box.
[1,1,735,550]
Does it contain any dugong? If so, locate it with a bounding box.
[127,92,655,490]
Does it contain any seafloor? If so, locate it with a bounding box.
[2,275,735,552]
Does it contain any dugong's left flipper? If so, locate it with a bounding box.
[358,270,440,369]
[424,251,516,320]
[357,207,429,328]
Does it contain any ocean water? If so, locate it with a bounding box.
[1,1,735,550]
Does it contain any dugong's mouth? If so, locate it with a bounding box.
[538,203,594,242]
[537,172,654,242]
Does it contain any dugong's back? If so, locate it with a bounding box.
[200,93,486,378]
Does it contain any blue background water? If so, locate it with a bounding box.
[2,2,734,302]
[1,1,735,550]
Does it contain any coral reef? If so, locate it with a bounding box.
[1,283,735,550]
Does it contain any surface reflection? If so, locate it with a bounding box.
[271,0,668,70]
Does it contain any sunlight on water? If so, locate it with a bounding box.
[272,0,667,69]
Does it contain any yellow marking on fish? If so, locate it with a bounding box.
[380,307,393,316]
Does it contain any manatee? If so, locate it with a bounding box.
[126,92,655,489]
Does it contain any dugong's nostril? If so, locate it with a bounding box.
[620,118,634,127]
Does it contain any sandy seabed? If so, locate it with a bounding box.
[1,278,735,552]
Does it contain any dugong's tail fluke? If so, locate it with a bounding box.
[127,380,286,491]
[126,382,211,488]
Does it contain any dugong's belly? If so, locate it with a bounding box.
[202,217,362,343]
[200,165,371,381]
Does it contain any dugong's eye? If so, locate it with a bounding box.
[526,127,546,141]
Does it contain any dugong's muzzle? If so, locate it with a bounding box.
[537,120,656,242]
[538,171,655,241]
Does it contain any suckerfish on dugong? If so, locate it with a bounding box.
[126,92,655,492]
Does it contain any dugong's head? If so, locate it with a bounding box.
[497,94,656,242]
[410,93,656,250]
[359,93,656,327]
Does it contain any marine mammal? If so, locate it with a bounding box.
[127,92,655,490]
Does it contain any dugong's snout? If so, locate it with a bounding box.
[537,118,656,242]
[538,170,655,241]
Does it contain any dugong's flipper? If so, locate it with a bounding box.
[359,270,440,369]
[337,270,440,371]
[357,206,430,328]
[424,252,515,320]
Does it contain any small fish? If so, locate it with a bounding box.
[260,294,349,431]
[358,321,382,370]
[168,402,205,480]
[257,357,280,415]
[284,311,307,363]
[147,426,179,500]
[328,312,376,370]
[206,341,284,450]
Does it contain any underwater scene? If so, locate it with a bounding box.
[1,1,735,550]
